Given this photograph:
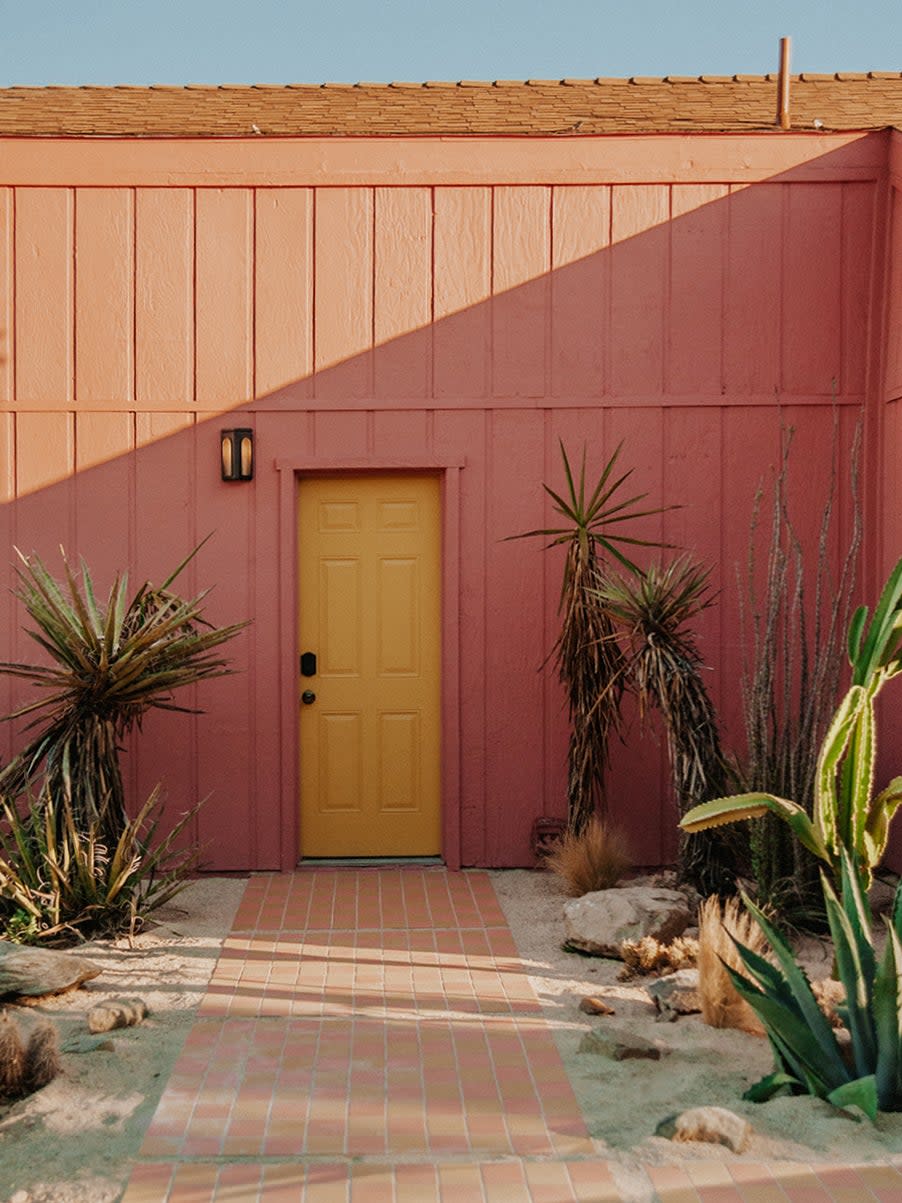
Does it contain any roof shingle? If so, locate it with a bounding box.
[0,74,900,136]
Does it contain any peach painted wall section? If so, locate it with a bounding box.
[0,133,889,871]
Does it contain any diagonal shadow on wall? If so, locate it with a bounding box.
[0,135,889,871]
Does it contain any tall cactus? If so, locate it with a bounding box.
[680,557,902,886]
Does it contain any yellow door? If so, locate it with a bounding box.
[298,474,442,858]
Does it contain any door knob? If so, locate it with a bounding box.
[301,690,316,705]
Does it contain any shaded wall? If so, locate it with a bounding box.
[0,132,888,871]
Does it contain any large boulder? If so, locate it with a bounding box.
[564,886,691,957]
[0,942,101,1000]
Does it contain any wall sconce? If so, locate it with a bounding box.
[221,428,254,481]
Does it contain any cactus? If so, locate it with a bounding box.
[0,1010,60,1098]
[681,557,902,887]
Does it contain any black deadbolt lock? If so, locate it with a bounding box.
[300,651,317,677]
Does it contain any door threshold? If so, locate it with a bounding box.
[297,856,444,869]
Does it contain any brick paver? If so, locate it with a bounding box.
[121,868,902,1201]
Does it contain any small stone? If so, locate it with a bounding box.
[658,1105,751,1153]
[87,998,148,1033]
[579,1024,666,1061]
[646,969,702,1020]
[10,1190,29,1203]
[0,944,101,1000]
[579,995,615,1016]
[61,1033,116,1054]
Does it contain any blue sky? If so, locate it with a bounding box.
[0,0,899,87]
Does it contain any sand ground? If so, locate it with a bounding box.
[1,869,900,1203]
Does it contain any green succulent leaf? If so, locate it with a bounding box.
[680,793,830,863]
[742,1071,800,1102]
[826,1076,878,1122]
[873,923,902,1110]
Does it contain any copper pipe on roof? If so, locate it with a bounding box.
[777,36,791,128]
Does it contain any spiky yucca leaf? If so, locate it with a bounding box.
[0,785,203,943]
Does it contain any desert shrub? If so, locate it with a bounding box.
[544,816,631,896]
[617,934,698,980]
[697,895,767,1035]
[0,786,202,943]
[739,419,862,922]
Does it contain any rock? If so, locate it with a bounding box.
[61,1033,115,1054]
[579,995,615,1016]
[647,969,702,1020]
[578,1024,667,1061]
[657,1105,751,1153]
[0,943,101,1000]
[87,998,148,1033]
[563,887,692,957]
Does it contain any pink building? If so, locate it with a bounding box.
[1,75,901,872]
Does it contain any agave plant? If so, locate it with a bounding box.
[680,556,902,889]
[726,850,902,1118]
[598,557,737,895]
[0,785,203,942]
[0,543,246,849]
[509,441,673,833]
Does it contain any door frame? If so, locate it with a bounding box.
[276,455,465,871]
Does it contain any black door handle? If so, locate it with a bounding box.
[301,690,316,705]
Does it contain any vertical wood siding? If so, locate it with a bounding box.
[0,157,885,871]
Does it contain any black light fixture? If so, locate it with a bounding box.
[220,428,254,481]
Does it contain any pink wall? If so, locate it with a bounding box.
[0,132,891,871]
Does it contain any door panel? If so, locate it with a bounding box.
[298,474,441,857]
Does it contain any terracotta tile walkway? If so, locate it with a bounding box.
[121,869,902,1202]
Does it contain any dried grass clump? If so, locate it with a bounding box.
[545,817,631,897]
[698,895,768,1035]
[0,1010,60,1098]
[617,934,699,980]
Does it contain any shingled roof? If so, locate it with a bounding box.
[0,74,901,136]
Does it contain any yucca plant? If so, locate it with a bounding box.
[598,557,736,895]
[0,543,246,849]
[680,555,902,890]
[726,850,902,1118]
[0,785,203,942]
[509,442,673,833]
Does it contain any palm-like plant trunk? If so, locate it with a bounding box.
[635,640,735,894]
[560,541,625,834]
[601,558,737,895]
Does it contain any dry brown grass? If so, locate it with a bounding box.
[545,816,632,897]
[617,934,699,980]
[697,895,768,1035]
